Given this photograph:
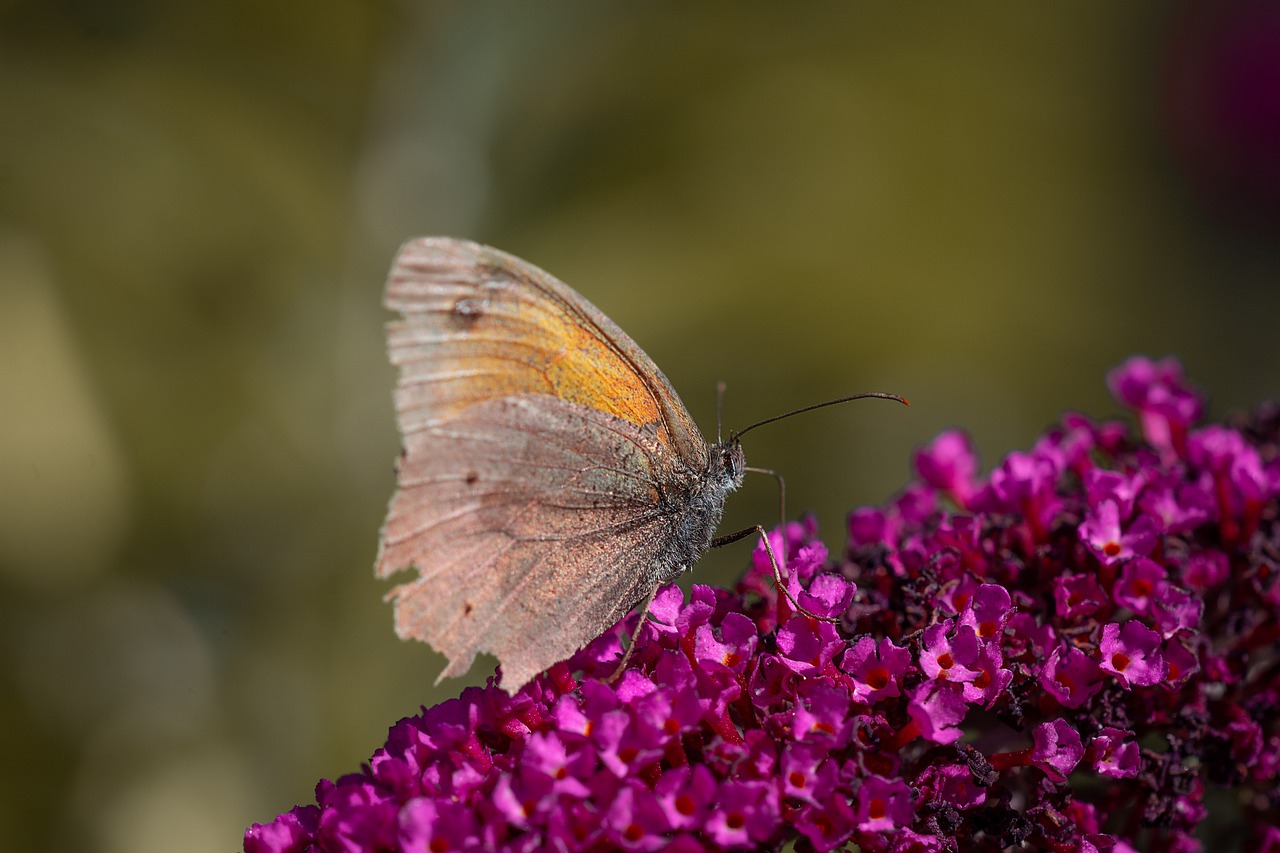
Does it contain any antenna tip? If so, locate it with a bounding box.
[900,397,911,407]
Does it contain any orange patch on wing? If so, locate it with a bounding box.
[387,265,668,442]
[539,314,664,434]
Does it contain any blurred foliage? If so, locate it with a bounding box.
[2,2,1278,851]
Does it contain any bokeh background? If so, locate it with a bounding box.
[3,2,1279,850]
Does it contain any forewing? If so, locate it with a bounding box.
[383,237,706,466]
[378,394,681,691]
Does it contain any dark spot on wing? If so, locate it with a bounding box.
[463,601,474,616]
[451,296,487,322]
[465,470,479,485]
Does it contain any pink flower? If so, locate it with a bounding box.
[703,780,778,848]
[1152,583,1204,639]
[1089,728,1141,779]
[1054,573,1108,621]
[1079,500,1158,566]
[1114,557,1168,616]
[917,763,987,809]
[1085,468,1147,520]
[915,429,979,506]
[854,775,915,832]
[907,680,968,745]
[957,583,1013,644]
[1031,719,1085,783]
[1106,356,1202,456]
[840,637,910,704]
[1043,645,1104,709]
[1164,638,1201,688]
[1099,621,1166,688]
[919,621,982,684]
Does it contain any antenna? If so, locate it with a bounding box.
[730,392,909,443]
[716,381,728,445]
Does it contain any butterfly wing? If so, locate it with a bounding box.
[377,237,708,690]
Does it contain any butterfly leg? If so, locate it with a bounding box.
[606,582,661,683]
[712,525,839,624]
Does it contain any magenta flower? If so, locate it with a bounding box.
[703,780,777,848]
[905,680,967,745]
[245,358,1280,852]
[1088,727,1141,779]
[1141,474,1214,533]
[1182,549,1230,589]
[1079,499,1159,566]
[653,764,716,832]
[1030,719,1085,783]
[1085,468,1147,520]
[956,582,1012,642]
[840,636,909,703]
[1164,638,1201,688]
[1054,573,1108,621]
[1113,556,1167,616]
[1106,355,1202,456]
[1042,645,1104,709]
[1152,582,1204,639]
[916,763,987,810]
[918,620,982,684]
[854,775,915,833]
[1099,620,1166,688]
[914,429,979,506]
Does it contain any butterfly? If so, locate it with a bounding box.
[376,237,903,692]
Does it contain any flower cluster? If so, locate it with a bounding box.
[246,357,1280,852]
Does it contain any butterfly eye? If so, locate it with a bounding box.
[723,444,744,479]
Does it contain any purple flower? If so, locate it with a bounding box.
[398,799,479,853]
[915,429,979,506]
[798,571,856,620]
[1089,727,1141,779]
[1152,583,1204,639]
[960,642,1012,708]
[694,612,758,674]
[889,828,946,852]
[848,506,892,548]
[1113,557,1167,616]
[1042,645,1104,709]
[916,763,987,809]
[793,795,857,852]
[840,637,910,704]
[919,620,982,684]
[246,358,1279,853]
[703,780,778,848]
[1054,573,1108,621]
[776,616,843,676]
[654,765,716,831]
[1085,468,1147,521]
[1164,637,1201,688]
[1140,475,1214,534]
[244,806,318,853]
[792,680,853,747]
[603,783,670,851]
[1030,719,1085,783]
[906,680,968,745]
[1106,355,1202,455]
[1079,500,1158,566]
[854,775,915,832]
[987,450,1063,537]
[1182,549,1229,589]
[1099,620,1166,688]
[956,582,1012,644]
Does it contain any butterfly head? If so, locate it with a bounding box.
[711,439,747,492]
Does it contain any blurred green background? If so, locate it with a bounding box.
[3,2,1279,850]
